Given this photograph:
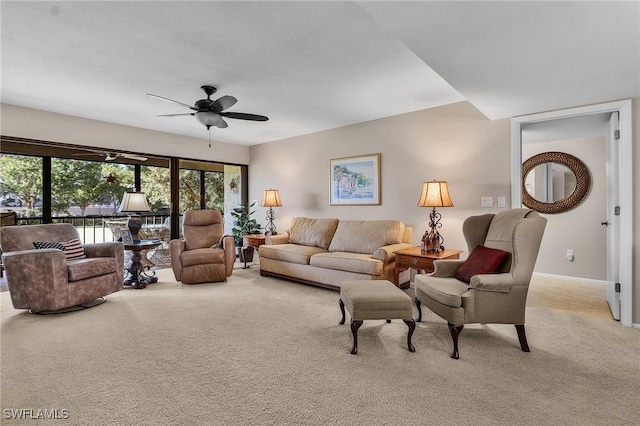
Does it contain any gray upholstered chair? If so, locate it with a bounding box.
[414,209,546,359]
[170,210,235,284]
[0,223,124,313]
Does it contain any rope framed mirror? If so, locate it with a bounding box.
[521,152,591,214]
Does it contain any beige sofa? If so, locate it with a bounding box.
[259,217,413,290]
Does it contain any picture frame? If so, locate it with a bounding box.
[330,153,381,205]
[120,227,134,244]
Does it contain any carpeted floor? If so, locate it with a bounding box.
[1,267,638,425]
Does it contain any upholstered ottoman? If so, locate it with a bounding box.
[339,280,416,354]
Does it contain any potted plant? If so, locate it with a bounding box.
[231,201,263,262]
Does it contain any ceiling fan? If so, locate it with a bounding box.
[146,85,269,130]
[74,150,148,162]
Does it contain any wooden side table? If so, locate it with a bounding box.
[393,247,463,287]
[241,234,267,269]
[123,240,162,289]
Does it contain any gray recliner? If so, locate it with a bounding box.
[414,209,547,359]
[0,223,124,313]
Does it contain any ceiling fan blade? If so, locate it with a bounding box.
[146,93,196,110]
[158,113,195,117]
[216,118,228,129]
[121,154,148,162]
[212,95,237,112]
[220,112,269,121]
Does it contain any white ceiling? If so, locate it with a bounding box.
[1,1,638,146]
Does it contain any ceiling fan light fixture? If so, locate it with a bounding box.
[195,111,222,127]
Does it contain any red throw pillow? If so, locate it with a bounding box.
[454,245,509,283]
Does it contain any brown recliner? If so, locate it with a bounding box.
[170,210,236,284]
[414,209,547,359]
[0,223,124,313]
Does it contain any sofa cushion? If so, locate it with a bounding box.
[181,248,225,267]
[287,217,339,249]
[310,252,383,276]
[33,241,65,250]
[67,257,117,282]
[61,237,87,260]
[259,244,327,265]
[454,245,509,283]
[328,220,404,254]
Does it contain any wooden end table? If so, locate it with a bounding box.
[123,240,162,289]
[393,247,463,288]
[241,234,267,269]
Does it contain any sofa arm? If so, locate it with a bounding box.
[2,249,69,310]
[83,242,125,282]
[432,259,465,277]
[373,243,414,262]
[170,239,186,281]
[266,234,289,245]
[470,273,515,293]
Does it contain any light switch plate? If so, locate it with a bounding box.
[481,197,493,207]
[497,196,506,208]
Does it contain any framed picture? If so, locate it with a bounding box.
[330,153,381,205]
[120,228,134,244]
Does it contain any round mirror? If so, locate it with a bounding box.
[522,152,590,214]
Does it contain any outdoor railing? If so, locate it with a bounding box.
[14,214,171,244]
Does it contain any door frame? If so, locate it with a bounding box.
[511,99,633,327]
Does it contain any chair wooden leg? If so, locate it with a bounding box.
[515,324,530,352]
[350,320,363,354]
[448,322,464,359]
[339,299,346,325]
[404,319,416,352]
[415,298,422,322]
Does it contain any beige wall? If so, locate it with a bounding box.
[249,101,512,256]
[522,137,606,281]
[633,98,640,325]
[0,104,250,165]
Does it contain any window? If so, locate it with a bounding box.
[0,154,43,218]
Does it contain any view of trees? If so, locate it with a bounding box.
[0,154,225,217]
[0,155,42,216]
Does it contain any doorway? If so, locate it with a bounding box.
[511,100,633,327]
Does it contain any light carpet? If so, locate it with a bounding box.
[1,267,638,426]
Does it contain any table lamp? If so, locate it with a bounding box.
[260,189,282,236]
[417,180,454,254]
[118,191,152,242]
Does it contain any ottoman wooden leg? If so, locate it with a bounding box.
[339,299,346,325]
[350,320,363,354]
[404,319,416,352]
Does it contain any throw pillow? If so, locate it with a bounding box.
[454,245,509,283]
[33,241,65,251]
[61,237,87,260]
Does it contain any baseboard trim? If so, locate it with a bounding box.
[532,272,606,287]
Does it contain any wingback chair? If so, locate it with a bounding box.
[170,210,235,284]
[414,209,546,359]
[0,223,124,313]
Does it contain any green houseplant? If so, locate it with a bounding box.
[231,201,263,261]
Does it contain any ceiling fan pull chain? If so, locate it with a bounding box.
[208,127,211,148]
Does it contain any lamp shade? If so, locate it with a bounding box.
[260,189,282,208]
[118,191,152,213]
[417,181,454,208]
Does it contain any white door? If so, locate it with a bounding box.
[605,112,620,320]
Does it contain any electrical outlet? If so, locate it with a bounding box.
[481,197,493,207]
[497,196,506,208]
